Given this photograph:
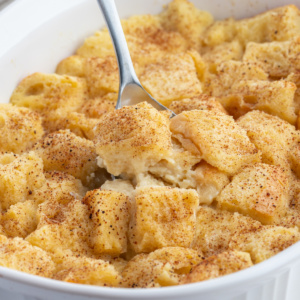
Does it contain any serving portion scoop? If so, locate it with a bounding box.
[97,0,176,117]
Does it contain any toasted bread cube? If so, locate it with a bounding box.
[26,199,93,259]
[170,110,261,175]
[216,164,289,225]
[121,14,189,54]
[243,38,300,78]
[129,186,199,253]
[160,0,213,50]
[10,73,87,130]
[122,247,204,288]
[0,104,44,154]
[77,31,115,58]
[31,171,87,205]
[229,225,300,263]
[56,55,85,77]
[50,112,99,140]
[94,102,172,176]
[191,206,261,257]
[85,56,119,97]
[83,190,130,255]
[194,161,230,205]
[182,251,252,284]
[169,95,227,115]
[55,255,121,287]
[140,53,202,106]
[77,27,186,69]
[202,5,300,47]
[1,200,38,238]
[34,130,97,185]
[0,235,55,277]
[232,80,297,125]
[202,41,243,73]
[237,110,300,170]
[79,94,116,119]
[203,61,268,97]
[0,152,45,211]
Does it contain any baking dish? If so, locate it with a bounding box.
[0,0,300,299]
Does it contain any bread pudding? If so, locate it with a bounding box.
[1,0,300,288]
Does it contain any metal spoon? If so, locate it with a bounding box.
[97,0,176,117]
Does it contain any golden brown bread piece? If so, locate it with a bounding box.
[129,186,199,253]
[121,247,204,288]
[243,37,300,78]
[237,110,300,174]
[191,206,262,257]
[34,129,98,186]
[182,251,253,284]
[10,73,87,132]
[201,5,300,48]
[216,163,290,225]
[160,0,213,51]
[168,95,227,115]
[0,104,44,153]
[0,152,45,211]
[140,53,202,107]
[0,235,55,277]
[83,189,130,255]
[94,102,172,177]
[170,110,261,175]
[229,226,300,263]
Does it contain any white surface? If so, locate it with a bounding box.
[0,0,300,299]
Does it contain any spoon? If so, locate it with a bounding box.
[97,0,176,117]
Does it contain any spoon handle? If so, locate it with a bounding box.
[97,0,140,102]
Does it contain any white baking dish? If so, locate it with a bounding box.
[0,0,300,299]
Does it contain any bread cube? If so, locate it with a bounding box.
[50,112,99,140]
[10,73,87,131]
[85,56,119,97]
[79,94,116,119]
[1,200,38,238]
[203,60,268,97]
[229,225,300,263]
[140,53,202,106]
[237,110,300,171]
[122,247,204,288]
[129,186,199,253]
[194,161,230,205]
[169,95,227,115]
[286,72,300,115]
[55,255,121,286]
[83,190,130,255]
[216,163,289,225]
[0,104,44,154]
[231,80,297,125]
[160,0,213,50]
[0,152,45,211]
[191,206,262,257]
[170,110,261,175]
[202,41,243,73]
[56,55,85,77]
[77,31,115,58]
[121,14,189,55]
[202,5,300,47]
[0,235,55,277]
[26,199,93,259]
[94,102,172,176]
[243,38,300,78]
[34,130,97,185]
[182,251,252,284]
